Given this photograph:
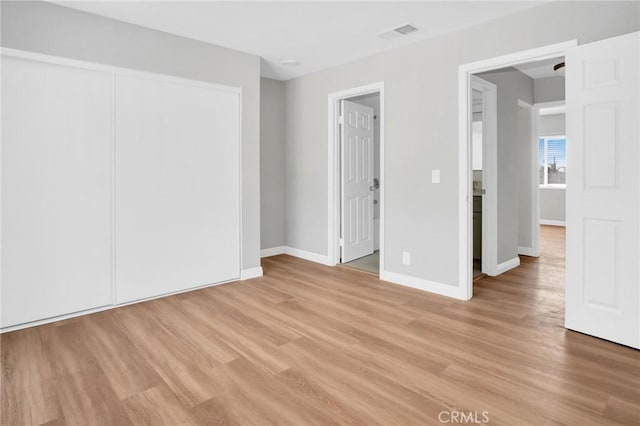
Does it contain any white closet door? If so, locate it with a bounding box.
[115,75,240,303]
[1,57,113,327]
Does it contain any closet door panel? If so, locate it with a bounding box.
[1,56,113,327]
[114,75,240,303]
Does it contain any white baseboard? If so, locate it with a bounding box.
[518,246,537,257]
[380,270,468,300]
[261,245,333,266]
[240,267,263,280]
[261,246,286,257]
[285,246,333,266]
[540,219,565,227]
[495,257,521,275]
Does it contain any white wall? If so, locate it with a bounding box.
[283,1,639,287]
[478,69,534,263]
[0,1,262,270]
[260,78,286,249]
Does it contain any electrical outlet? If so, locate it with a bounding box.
[402,251,411,265]
[432,169,440,183]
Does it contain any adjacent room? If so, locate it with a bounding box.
[1,1,639,425]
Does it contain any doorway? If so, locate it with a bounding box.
[460,34,639,348]
[473,56,566,281]
[458,40,576,299]
[327,83,385,275]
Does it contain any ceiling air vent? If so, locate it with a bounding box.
[379,23,419,40]
[394,24,418,35]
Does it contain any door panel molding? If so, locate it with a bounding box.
[565,31,639,348]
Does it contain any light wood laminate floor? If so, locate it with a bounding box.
[2,226,639,425]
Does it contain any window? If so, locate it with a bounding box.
[539,135,566,187]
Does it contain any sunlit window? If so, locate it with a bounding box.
[539,136,566,187]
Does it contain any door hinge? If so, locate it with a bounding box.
[338,115,344,125]
[339,238,344,247]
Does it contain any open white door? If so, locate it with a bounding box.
[340,100,374,263]
[565,32,639,348]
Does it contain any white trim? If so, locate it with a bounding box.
[240,267,264,280]
[0,48,245,330]
[1,277,236,333]
[261,246,287,257]
[285,247,333,266]
[471,76,498,278]
[540,219,566,227]
[328,82,385,274]
[237,88,245,287]
[535,100,566,110]
[495,257,521,275]
[518,98,540,258]
[518,246,537,257]
[111,72,117,305]
[539,104,566,116]
[458,40,577,300]
[380,271,467,300]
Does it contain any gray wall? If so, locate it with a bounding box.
[539,114,566,135]
[1,1,262,270]
[534,76,565,103]
[479,69,534,262]
[540,189,566,223]
[284,1,639,286]
[260,78,286,249]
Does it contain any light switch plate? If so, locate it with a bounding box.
[432,169,441,183]
[402,251,411,265]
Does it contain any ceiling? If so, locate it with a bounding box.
[514,56,565,79]
[54,1,545,81]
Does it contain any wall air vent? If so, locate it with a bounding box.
[378,23,419,40]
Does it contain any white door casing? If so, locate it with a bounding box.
[565,32,639,348]
[340,100,374,263]
[470,76,498,277]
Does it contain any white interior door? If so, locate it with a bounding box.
[340,100,374,263]
[115,75,240,304]
[565,31,639,348]
[1,56,113,327]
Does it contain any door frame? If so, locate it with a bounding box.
[533,100,567,247]
[328,82,385,273]
[517,98,540,258]
[458,40,576,299]
[470,76,498,276]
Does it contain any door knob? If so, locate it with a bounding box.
[370,178,380,191]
